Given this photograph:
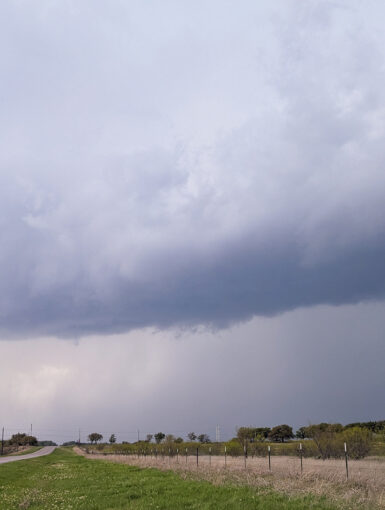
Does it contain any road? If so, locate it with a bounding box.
[0,446,56,464]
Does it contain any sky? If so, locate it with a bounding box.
[1,0,385,444]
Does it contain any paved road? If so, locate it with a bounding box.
[0,446,56,464]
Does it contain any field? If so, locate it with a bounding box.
[0,447,348,510]
[77,448,385,509]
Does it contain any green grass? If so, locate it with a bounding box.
[0,448,340,509]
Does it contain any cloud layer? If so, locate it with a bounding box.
[2,302,385,443]
[1,1,385,337]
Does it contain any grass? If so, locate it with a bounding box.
[79,449,385,509]
[0,447,341,509]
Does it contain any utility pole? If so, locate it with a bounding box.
[1,427,4,456]
[78,429,81,444]
[30,424,32,436]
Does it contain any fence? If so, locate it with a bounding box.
[85,441,353,479]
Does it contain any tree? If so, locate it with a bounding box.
[305,424,342,459]
[109,434,116,444]
[342,427,372,459]
[165,434,175,445]
[295,427,307,440]
[187,432,197,441]
[145,434,153,443]
[88,432,103,444]
[237,427,271,446]
[253,427,271,440]
[9,433,37,446]
[175,437,183,444]
[154,432,165,444]
[198,434,210,443]
[237,427,253,446]
[268,425,294,443]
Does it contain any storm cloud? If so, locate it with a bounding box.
[1,0,385,338]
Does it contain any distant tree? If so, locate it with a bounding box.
[197,434,210,443]
[25,435,38,446]
[237,427,252,446]
[154,432,165,444]
[253,427,271,440]
[165,434,175,444]
[145,434,153,443]
[109,434,116,444]
[187,432,197,441]
[237,427,271,446]
[268,425,294,443]
[9,433,37,446]
[295,427,307,440]
[175,437,184,444]
[88,433,103,444]
[9,433,27,445]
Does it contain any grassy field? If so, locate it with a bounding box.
[78,448,385,510]
[0,448,343,510]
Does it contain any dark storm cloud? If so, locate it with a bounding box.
[1,0,385,337]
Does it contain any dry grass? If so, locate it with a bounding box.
[74,448,385,509]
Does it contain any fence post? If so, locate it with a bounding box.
[300,443,303,473]
[185,447,188,464]
[177,448,179,463]
[224,445,227,467]
[209,446,212,467]
[244,445,247,469]
[344,442,349,479]
[196,447,199,467]
[268,445,271,471]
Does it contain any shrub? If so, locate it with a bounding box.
[343,427,372,459]
[307,425,344,459]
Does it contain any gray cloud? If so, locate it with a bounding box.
[1,0,385,338]
[1,302,385,443]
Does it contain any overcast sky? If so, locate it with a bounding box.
[1,0,385,443]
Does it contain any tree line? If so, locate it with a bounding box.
[80,419,385,460]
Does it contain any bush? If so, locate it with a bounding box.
[252,442,268,457]
[307,425,344,459]
[226,440,242,456]
[343,427,372,459]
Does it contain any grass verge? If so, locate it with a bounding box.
[0,447,341,509]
